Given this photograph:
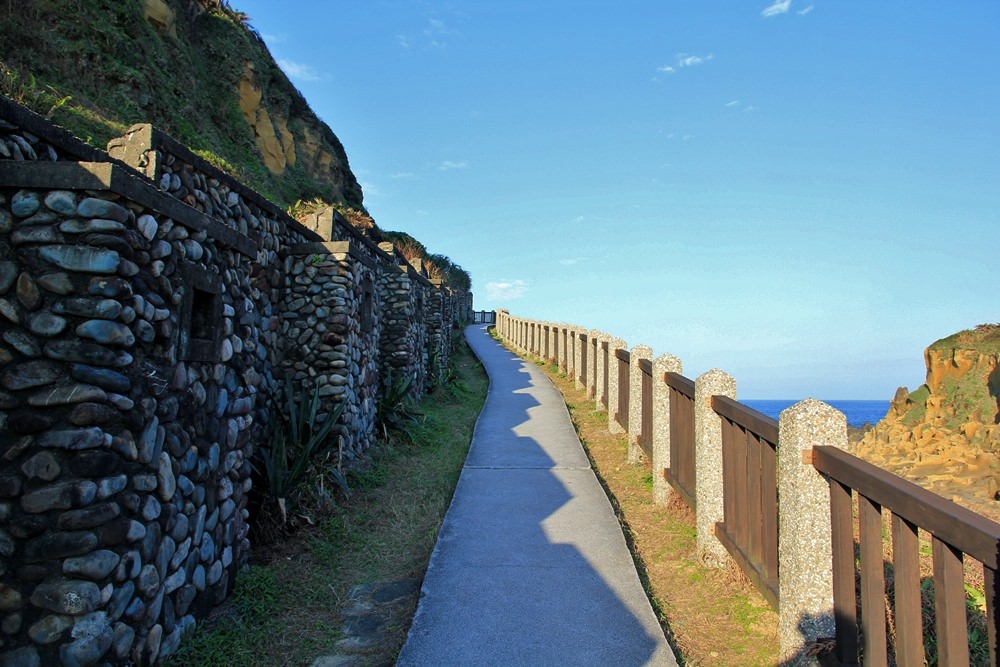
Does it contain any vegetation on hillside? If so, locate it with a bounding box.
[930,323,1000,356]
[0,0,359,208]
[382,230,472,291]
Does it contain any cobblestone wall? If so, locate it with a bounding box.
[0,96,469,665]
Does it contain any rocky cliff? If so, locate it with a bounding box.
[0,0,363,210]
[853,324,1000,519]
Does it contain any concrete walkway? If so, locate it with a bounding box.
[396,326,677,666]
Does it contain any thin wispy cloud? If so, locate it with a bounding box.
[761,0,792,17]
[486,280,528,301]
[277,59,327,82]
[390,172,417,180]
[262,32,286,44]
[797,4,814,15]
[725,100,756,112]
[438,160,468,171]
[655,53,714,79]
[398,17,460,50]
[559,257,587,266]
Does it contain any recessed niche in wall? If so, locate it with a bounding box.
[360,278,375,334]
[178,262,223,362]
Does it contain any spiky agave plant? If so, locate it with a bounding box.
[258,379,349,527]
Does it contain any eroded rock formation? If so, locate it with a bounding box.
[853,325,1000,519]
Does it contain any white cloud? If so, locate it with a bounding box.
[657,53,713,76]
[277,59,326,82]
[261,32,286,44]
[390,172,417,180]
[438,160,468,171]
[797,4,814,15]
[395,33,412,49]
[761,0,792,17]
[726,100,741,107]
[486,280,528,301]
[559,257,587,266]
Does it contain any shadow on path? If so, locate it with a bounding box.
[396,326,676,666]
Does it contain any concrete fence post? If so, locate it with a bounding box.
[777,399,847,663]
[594,333,607,411]
[552,323,560,364]
[559,325,570,373]
[694,368,736,567]
[651,353,682,506]
[574,330,586,390]
[627,345,653,464]
[606,338,628,435]
[567,326,575,375]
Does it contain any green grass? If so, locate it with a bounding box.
[167,334,488,666]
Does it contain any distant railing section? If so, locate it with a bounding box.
[492,309,1000,666]
[472,309,496,324]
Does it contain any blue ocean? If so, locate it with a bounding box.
[742,400,891,429]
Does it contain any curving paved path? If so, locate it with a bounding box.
[396,325,677,666]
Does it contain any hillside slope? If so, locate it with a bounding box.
[0,0,362,210]
[853,324,1000,519]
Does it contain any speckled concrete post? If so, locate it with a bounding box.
[559,324,570,373]
[593,333,607,411]
[652,353,683,505]
[574,329,586,390]
[586,329,601,398]
[627,344,653,464]
[695,368,736,567]
[563,325,574,377]
[606,338,628,435]
[777,399,847,663]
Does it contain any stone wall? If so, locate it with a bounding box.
[0,96,470,666]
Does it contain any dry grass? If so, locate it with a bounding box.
[529,357,780,666]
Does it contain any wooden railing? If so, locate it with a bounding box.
[813,445,1000,667]
[663,372,695,509]
[601,341,610,410]
[638,358,653,460]
[713,396,779,609]
[615,349,630,430]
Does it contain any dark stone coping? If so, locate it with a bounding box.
[109,124,391,262]
[109,123,323,241]
[0,161,258,258]
[400,264,434,289]
[289,241,379,271]
[0,93,109,163]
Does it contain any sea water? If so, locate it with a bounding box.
[742,400,891,428]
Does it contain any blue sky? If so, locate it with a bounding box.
[235,0,998,400]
